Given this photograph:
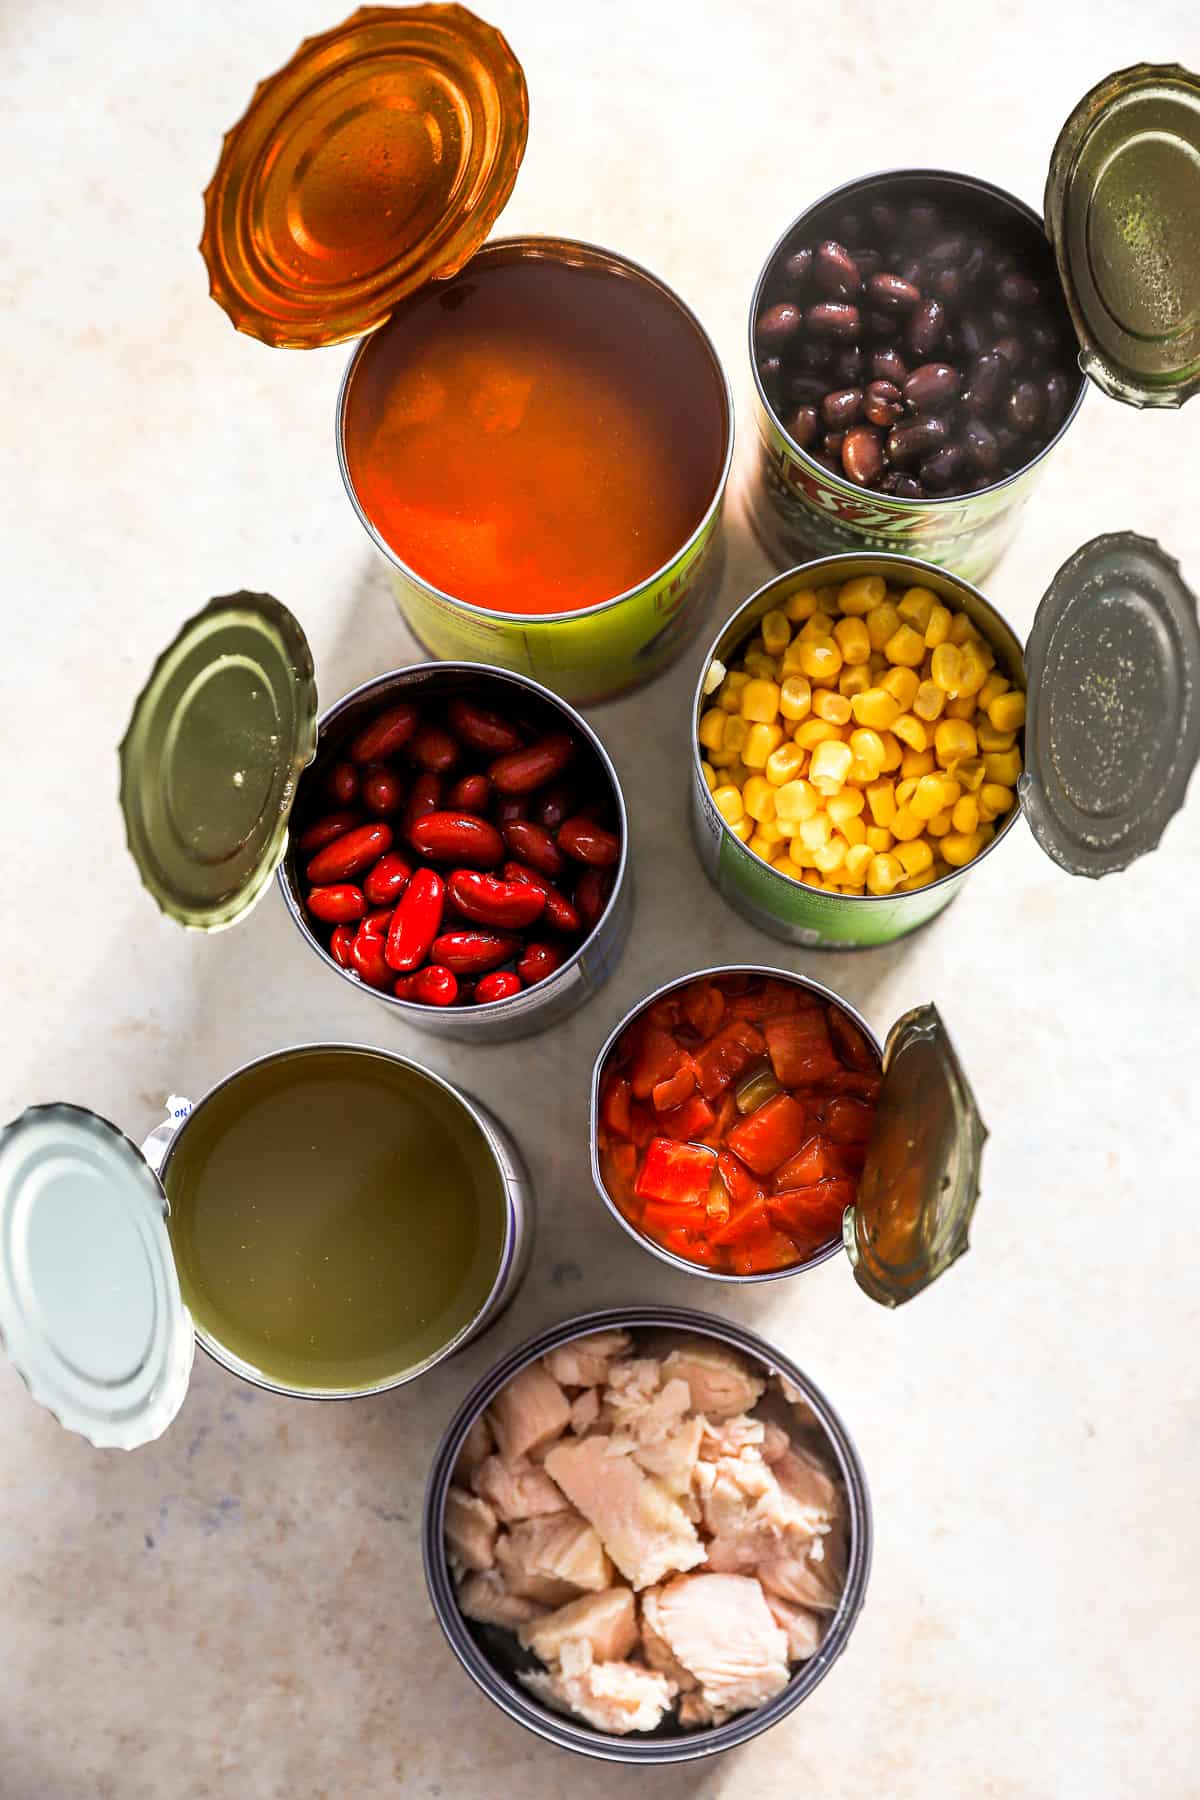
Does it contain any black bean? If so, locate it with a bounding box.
[959,317,984,359]
[899,257,924,286]
[931,266,964,305]
[785,371,828,405]
[869,346,908,384]
[991,307,1017,338]
[1007,379,1044,432]
[886,414,950,466]
[993,335,1026,371]
[813,449,843,475]
[804,302,860,339]
[994,425,1021,456]
[999,272,1041,307]
[1028,320,1064,363]
[785,405,821,450]
[961,244,987,287]
[868,272,922,312]
[864,379,903,427]
[842,424,885,485]
[907,297,946,357]
[1043,369,1074,431]
[823,430,847,456]
[822,388,864,429]
[906,202,940,241]
[757,302,803,346]
[782,245,814,289]
[866,309,902,340]
[758,354,782,389]
[903,362,960,411]
[919,444,965,490]
[814,240,861,300]
[963,418,1000,471]
[796,338,834,373]
[962,350,1008,412]
[869,201,898,238]
[880,470,925,498]
[831,345,866,386]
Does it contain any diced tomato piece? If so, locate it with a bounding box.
[700,1091,739,1148]
[630,1103,656,1147]
[725,978,805,1021]
[729,1228,800,1275]
[601,1140,638,1194]
[709,1191,769,1246]
[634,1137,716,1207]
[822,1096,876,1145]
[769,1176,855,1242]
[642,1196,705,1233]
[651,1058,698,1114]
[600,1073,633,1138]
[653,1092,716,1142]
[660,1227,720,1267]
[820,1069,883,1100]
[763,1010,842,1087]
[772,1134,836,1191]
[694,1021,766,1099]
[629,1022,687,1099]
[682,980,725,1038]
[647,995,684,1029]
[717,1148,762,1207]
[829,1006,879,1073]
[726,1093,810,1176]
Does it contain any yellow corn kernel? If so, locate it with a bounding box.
[925,809,953,837]
[784,587,821,622]
[865,825,894,854]
[930,642,964,693]
[698,708,726,751]
[713,784,745,825]
[775,779,819,824]
[827,787,865,826]
[877,730,903,772]
[809,739,854,794]
[813,838,846,874]
[944,692,978,720]
[813,689,852,726]
[911,773,949,820]
[867,649,889,676]
[742,776,777,823]
[718,670,751,713]
[774,855,805,883]
[924,603,953,648]
[948,755,985,796]
[845,841,875,882]
[894,777,919,807]
[839,813,867,847]
[743,722,784,768]
[898,586,938,631]
[817,585,844,611]
[838,664,872,699]
[780,638,808,678]
[779,674,813,722]
[900,746,936,780]
[988,690,1026,733]
[865,778,897,827]
[892,712,928,752]
[979,672,1011,709]
[977,720,1016,754]
[792,716,840,750]
[797,636,843,682]
[798,610,836,642]
[851,687,902,730]
[743,651,779,681]
[701,760,718,792]
[896,838,934,878]
[741,677,781,723]
[948,610,980,646]
[936,776,963,809]
[952,795,980,834]
[913,679,947,722]
[879,665,921,710]
[747,832,778,862]
[940,829,984,868]
[934,718,978,765]
[833,615,872,665]
[725,760,751,789]
[849,728,886,781]
[865,601,902,651]
[955,644,989,697]
[756,818,785,845]
[984,748,1022,786]
[866,852,904,895]
[796,812,833,852]
[899,867,938,892]
[723,715,750,756]
[884,623,928,669]
[980,782,1016,818]
[745,635,765,656]
[838,575,887,614]
[765,740,807,787]
[890,805,925,843]
[761,609,791,656]
[728,815,753,842]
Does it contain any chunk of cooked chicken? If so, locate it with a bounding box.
[457,1569,548,1631]
[641,1573,790,1725]
[444,1488,498,1573]
[570,1387,601,1435]
[521,1649,676,1735]
[661,1339,765,1420]
[469,1454,567,1523]
[544,1434,705,1591]
[496,1511,614,1605]
[633,1415,704,1500]
[488,1364,571,1463]
[761,1589,824,1661]
[452,1412,495,1486]
[757,1544,843,1612]
[542,1330,632,1390]
[518,1586,639,1666]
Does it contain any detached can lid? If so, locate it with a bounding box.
[119,592,318,930]
[1045,63,1200,408]
[0,1105,193,1450]
[845,1004,987,1309]
[201,4,529,348]
[1020,533,1200,877]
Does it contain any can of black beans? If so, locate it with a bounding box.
[746,171,1087,584]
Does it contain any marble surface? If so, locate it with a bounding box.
[3,3,1198,1796]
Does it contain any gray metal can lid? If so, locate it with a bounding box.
[1019,532,1200,877]
[0,1104,193,1449]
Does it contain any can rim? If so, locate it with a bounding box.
[748,166,1087,507]
[335,234,735,629]
[158,1040,522,1398]
[690,552,1026,908]
[275,660,629,1023]
[588,963,884,1283]
[421,1305,873,1763]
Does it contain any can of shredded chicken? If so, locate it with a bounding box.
[422,1306,871,1763]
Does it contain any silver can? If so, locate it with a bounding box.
[746,171,1086,584]
[422,1306,872,1763]
[278,662,631,1042]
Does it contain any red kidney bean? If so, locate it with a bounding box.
[781,245,813,288]
[869,346,908,385]
[475,970,523,1004]
[325,761,359,805]
[1007,380,1044,432]
[962,350,1008,413]
[385,868,444,972]
[903,362,959,411]
[804,302,860,339]
[361,907,394,937]
[813,241,860,300]
[297,810,361,854]
[329,923,356,968]
[907,297,946,357]
[361,766,403,815]
[446,698,523,755]
[830,345,865,387]
[926,232,969,267]
[821,388,863,429]
[411,811,504,867]
[503,862,581,935]
[489,733,576,795]
[495,794,530,825]
[885,415,949,467]
[308,884,367,924]
[306,822,393,885]
[863,380,902,427]
[403,773,442,842]
[931,266,964,305]
[409,723,460,774]
[534,780,577,831]
[785,405,821,449]
[757,301,803,345]
[447,773,492,814]
[395,965,459,1007]
[906,201,940,240]
[447,870,547,930]
[349,703,419,764]
[363,851,413,905]
[557,816,619,867]
[573,867,612,931]
[992,335,1026,371]
[431,930,519,975]
[502,819,565,879]
[958,316,985,359]
[869,201,898,238]
[866,272,920,313]
[516,941,562,986]
[841,425,884,486]
[350,929,393,990]
[865,308,902,341]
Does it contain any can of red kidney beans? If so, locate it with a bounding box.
[745,170,1086,585]
[423,1306,872,1764]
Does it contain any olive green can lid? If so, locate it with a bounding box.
[0,1104,194,1450]
[845,1004,987,1309]
[1045,63,1200,408]
[1020,533,1200,878]
[120,593,318,930]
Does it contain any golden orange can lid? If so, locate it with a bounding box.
[200,4,529,349]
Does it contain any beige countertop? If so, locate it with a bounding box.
[2,3,1198,1796]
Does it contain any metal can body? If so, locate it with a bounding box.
[691,555,1025,949]
[156,1044,532,1399]
[278,663,631,1042]
[423,1307,872,1762]
[337,238,734,706]
[746,172,1086,585]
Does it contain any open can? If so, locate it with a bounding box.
[200,7,733,704]
[0,1043,532,1448]
[590,967,985,1302]
[423,1307,873,1762]
[746,65,1200,581]
[690,538,1200,948]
